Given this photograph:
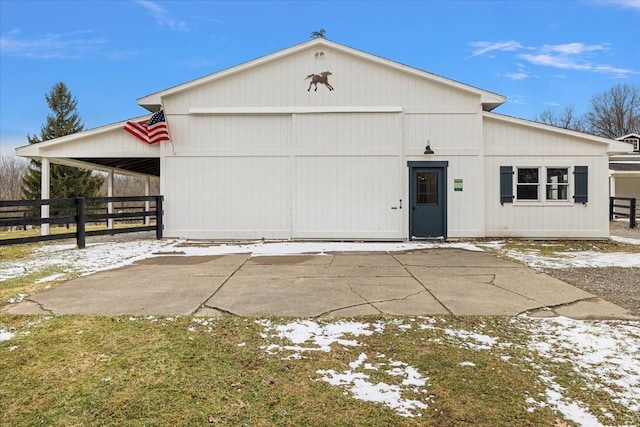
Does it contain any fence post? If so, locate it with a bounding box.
[155,195,163,240]
[76,197,86,249]
[609,197,614,221]
[631,198,637,229]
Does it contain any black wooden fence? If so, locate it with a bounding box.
[0,195,163,248]
[609,196,637,229]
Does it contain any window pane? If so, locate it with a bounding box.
[518,168,538,183]
[517,185,538,200]
[417,172,437,205]
[546,184,568,200]
[547,168,568,184]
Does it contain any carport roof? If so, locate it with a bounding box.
[15,116,161,178]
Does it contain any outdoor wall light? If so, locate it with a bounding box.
[424,140,434,155]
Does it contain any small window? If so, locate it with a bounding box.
[517,168,539,200]
[546,168,569,201]
[417,172,438,205]
[622,137,639,152]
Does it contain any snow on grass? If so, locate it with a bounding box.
[0,329,15,342]
[256,317,640,424]
[610,235,640,245]
[258,319,385,359]
[523,316,640,414]
[477,241,640,270]
[0,239,174,282]
[258,319,430,417]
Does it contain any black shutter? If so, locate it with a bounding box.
[500,166,514,204]
[574,166,588,203]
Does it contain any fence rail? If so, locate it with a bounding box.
[609,196,637,229]
[0,195,163,248]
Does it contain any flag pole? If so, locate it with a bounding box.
[160,98,176,154]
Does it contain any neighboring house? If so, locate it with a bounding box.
[609,133,640,203]
[16,38,630,240]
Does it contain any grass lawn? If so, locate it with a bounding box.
[5,313,634,427]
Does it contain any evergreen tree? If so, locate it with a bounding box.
[21,82,104,201]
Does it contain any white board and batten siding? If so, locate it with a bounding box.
[483,114,610,238]
[162,112,406,240]
[159,42,488,240]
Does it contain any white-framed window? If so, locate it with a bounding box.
[516,167,570,202]
[545,167,569,201]
[516,167,539,200]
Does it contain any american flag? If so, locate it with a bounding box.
[124,109,170,144]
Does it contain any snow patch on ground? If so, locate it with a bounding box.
[477,241,640,270]
[610,235,640,245]
[0,329,15,342]
[255,317,640,424]
[259,319,430,417]
[523,316,640,415]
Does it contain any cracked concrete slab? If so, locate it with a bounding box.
[1,300,50,315]
[552,298,638,320]
[492,272,595,307]
[412,276,543,316]
[17,274,232,315]
[205,276,365,317]
[3,248,636,319]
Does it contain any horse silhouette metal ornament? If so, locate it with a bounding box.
[305,71,334,92]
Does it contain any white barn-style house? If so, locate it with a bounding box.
[17,38,630,240]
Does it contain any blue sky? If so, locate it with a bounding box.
[1,0,639,156]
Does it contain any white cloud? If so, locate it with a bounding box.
[518,53,591,71]
[135,0,188,31]
[0,30,106,59]
[468,40,523,57]
[505,72,529,81]
[540,42,608,55]
[468,39,636,79]
[601,0,640,11]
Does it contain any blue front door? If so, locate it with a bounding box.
[409,166,446,239]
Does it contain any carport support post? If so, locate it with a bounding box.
[40,157,50,236]
[76,197,86,249]
[107,170,114,229]
[144,177,151,226]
